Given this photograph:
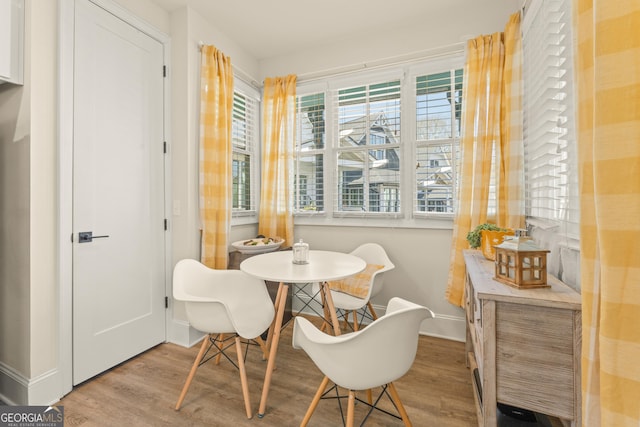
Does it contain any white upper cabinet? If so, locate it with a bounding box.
[0,0,24,85]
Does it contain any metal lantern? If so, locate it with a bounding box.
[493,229,550,289]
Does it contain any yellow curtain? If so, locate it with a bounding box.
[575,1,640,425]
[199,45,234,269]
[446,13,524,307]
[258,75,297,247]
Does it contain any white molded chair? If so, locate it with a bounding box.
[313,243,395,331]
[173,259,275,419]
[293,297,433,427]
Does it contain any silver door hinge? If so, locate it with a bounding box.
[165,296,169,309]
[163,141,167,154]
[164,219,168,230]
[163,65,167,77]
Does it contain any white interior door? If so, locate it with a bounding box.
[72,0,166,385]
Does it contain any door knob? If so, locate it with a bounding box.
[78,231,110,243]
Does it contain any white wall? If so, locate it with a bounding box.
[0,0,58,405]
[259,0,521,80]
[295,226,460,338]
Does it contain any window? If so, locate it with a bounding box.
[295,92,325,212]
[522,0,578,238]
[335,80,401,214]
[231,82,259,216]
[415,69,463,215]
[293,55,464,225]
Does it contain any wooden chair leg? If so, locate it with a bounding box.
[255,336,269,361]
[387,382,412,427]
[352,310,359,331]
[367,302,379,320]
[235,337,253,419]
[346,390,356,427]
[300,376,331,427]
[175,334,210,410]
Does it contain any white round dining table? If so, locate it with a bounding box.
[240,249,366,418]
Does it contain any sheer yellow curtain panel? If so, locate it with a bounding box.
[446,12,524,307]
[259,75,297,247]
[575,0,640,425]
[445,33,504,307]
[199,45,234,269]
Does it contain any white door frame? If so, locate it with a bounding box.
[58,0,172,396]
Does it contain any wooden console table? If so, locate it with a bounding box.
[463,250,581,427]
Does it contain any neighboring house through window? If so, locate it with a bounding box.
[293,56,464,225]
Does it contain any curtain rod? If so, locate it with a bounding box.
[295,41,466,84]
[198,40,466,88]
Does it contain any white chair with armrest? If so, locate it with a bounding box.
[313,242,395,332]
[293,297,433,426]
[172,259,275,419]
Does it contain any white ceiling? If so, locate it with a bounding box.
[150,0,472,60]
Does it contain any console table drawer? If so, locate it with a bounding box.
[496,302,578,419]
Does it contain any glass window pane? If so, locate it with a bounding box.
[337,151,365,211]
[232,152,251,210]
[416,144,454,213]
[416,70,463,140]
[232,93,248,150]
[297,93,325,150]
[295,154,324,212]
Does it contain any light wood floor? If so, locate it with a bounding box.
[57,317,477,426]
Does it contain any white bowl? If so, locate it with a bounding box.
[231,238,284,254]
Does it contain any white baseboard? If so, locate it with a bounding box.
[0,361,26,405]
[167,318,205,348]
[0,362,64,406]
[291,288,466,342]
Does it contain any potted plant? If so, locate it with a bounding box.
[466,223,512,260]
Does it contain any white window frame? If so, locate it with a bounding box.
[294,85,327,215]
[231,79,260,225]
[410,62,464,219]
[294,54,464,229]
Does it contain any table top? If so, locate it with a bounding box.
[463,249,581,310]
[240,250,366,283]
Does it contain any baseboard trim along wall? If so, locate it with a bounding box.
[167,318,205,348]
[290,286,466,342]
[0,361,64,406]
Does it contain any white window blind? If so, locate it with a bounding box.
[295,92,325,213]
[523,0,579,238]
[231,86,259,214]
[415,69,462,215]
[333,80,401,214]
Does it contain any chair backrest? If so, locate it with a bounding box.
[173,259,274,338]
[349,243,395,299]
[292,297,433,390]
